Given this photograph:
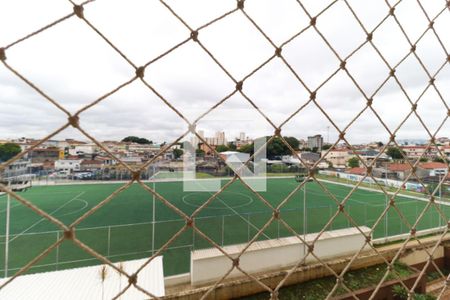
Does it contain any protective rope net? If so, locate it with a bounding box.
[0,0,449,299]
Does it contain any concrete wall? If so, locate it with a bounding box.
[165,233,450,300]
[191,227,370,286]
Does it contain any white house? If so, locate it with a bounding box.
[419,162,448,177]
[1,159,31,179]
[219,151,250,164]
[68,144,99,156]
[54,159,82,174]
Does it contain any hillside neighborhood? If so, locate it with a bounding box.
[1,133,449,195]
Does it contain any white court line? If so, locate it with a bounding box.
[0,192,77,214]
[182,192,254,210]
[57,199,89,217]
[0,203,21,214]
[6,192,86,244]
[190,181,272,240]
[318,179,450,207]
[217,195,272,240]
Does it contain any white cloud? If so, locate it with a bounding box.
[0,0,449,144]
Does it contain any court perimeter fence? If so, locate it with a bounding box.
[1,0,449,298]
[1,201,447,278]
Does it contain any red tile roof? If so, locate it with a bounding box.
[80,160,103,165]
[347,167,366,175]
[419,162,448,169]
[388,163,412,172]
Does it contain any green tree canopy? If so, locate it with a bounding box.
[347,157,360,168]
[196,148,205,157]
[121,136,152,144]
[386,147,405,160]
[283,136,300,150]
[238,143,253,154]
[216,145,229,152]
[237,136,300,158]
[227,142,237,151]
[433,157,449,163]
[266,137,287,158]
[0,143,21,162]
[173,148,183,159]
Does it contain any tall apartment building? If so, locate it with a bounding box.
[307,134,323,150]
[238,132,246,141]
[190,130,205,147]
[204,131,227,146]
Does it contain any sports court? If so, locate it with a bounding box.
[0,175,448,278]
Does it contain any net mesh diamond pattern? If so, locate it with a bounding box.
[0,0,449,299]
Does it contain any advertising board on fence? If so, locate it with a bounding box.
[319,171,426,193]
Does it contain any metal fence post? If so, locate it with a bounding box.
[277,218,280,239]
[56,231,60,271]
[247,214,250,242]
[4,182,11,278]
[107,226,111,257]
[221,215,225,246]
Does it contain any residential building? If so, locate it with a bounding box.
[354,149,390,167]
[1,159,31,179]
[322,148,352,169]
[387,163,412,180]
[199,143,215,155]
[68,144,99,156]
[347,167,367,176]
[55,159,82,174]
[418,162,448,177]
[29,148,63,164]
[80,160,104,171]
[121,157,143,165]
[400,146,431,159]
[307,134,323,150]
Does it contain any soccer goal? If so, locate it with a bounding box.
[295,169,312,183]
[1,178,32,192]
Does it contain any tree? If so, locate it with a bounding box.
[322,144,332,150]
[311,147,319,153]
[284,136,300,150]
[386,147,404,160]
[419,157,428,162]
[267,137,287,158]
[216,145,229,152]
[347,157,360,168]
[237,136,300,158]
[196,148,205,157]
[376,141,384,147]
[227,142,237,151]
[433,157,449,163]
[238,143,253,154]
[121,136,152,144]
[173,148,183,159]
[0,143,21,162]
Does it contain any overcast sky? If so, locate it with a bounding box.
[0,0,449,145]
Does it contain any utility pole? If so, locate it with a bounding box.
[385,169,388,239]
[326,126,330,144]
[4,180,11,277]
[152,165,156,255]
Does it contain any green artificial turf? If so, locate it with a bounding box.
[0,177,448,277]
